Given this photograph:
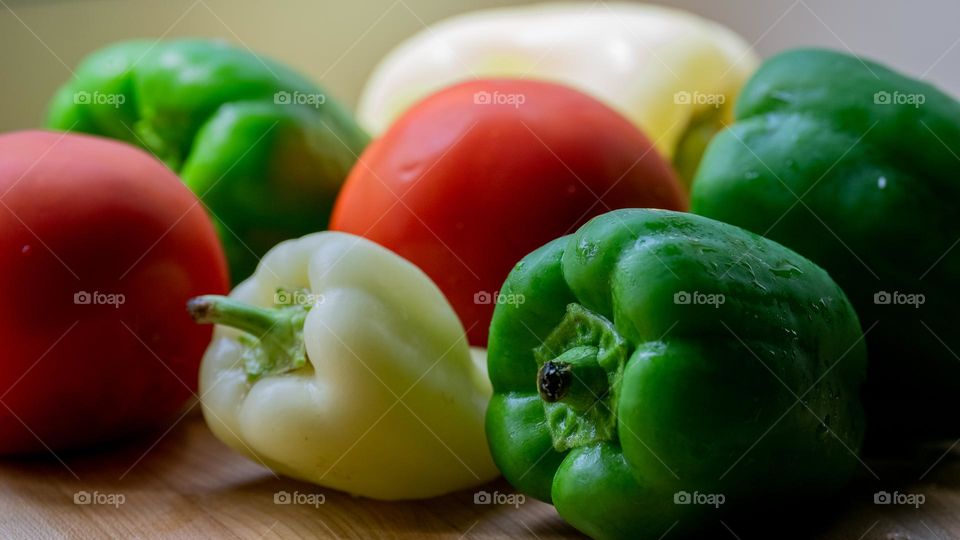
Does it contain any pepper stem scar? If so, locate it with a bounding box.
[537,361,572,403]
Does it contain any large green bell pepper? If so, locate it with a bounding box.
[487,209,866,539]
[46,39,369,283]
[691,48,960,437]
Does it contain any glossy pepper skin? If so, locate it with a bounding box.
[357,2,758,186]
[332,79,684,347]
[46,39,368,283]
[487,209,866,539]
[188,232,497,500]
[691,49,960,437]
[0,131,228,454]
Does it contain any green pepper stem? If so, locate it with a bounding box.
[187,294,311,381]
[188,295,281,337]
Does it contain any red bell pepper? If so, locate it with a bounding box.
[331,79,685,345]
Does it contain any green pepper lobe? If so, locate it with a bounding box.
[45,39,369,283]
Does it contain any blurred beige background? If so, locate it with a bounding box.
[1,0,959,131]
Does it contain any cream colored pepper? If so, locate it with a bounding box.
[357,2,758,184]
[189,232,498,500]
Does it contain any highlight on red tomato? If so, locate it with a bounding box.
[331,79,685,346]
[0,130,228,454]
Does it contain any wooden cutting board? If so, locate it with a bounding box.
[2,409,959,539]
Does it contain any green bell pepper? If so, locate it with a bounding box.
[46,39,369,283]
[691,48,960,437]
[487,209,866,540]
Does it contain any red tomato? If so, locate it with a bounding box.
[331,79,685,345]
[0,131,228,454]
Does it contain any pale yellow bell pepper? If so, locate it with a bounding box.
[188,232,498,499]
[357,2,759,184]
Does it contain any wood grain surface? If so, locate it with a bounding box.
[2,409,959,539]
